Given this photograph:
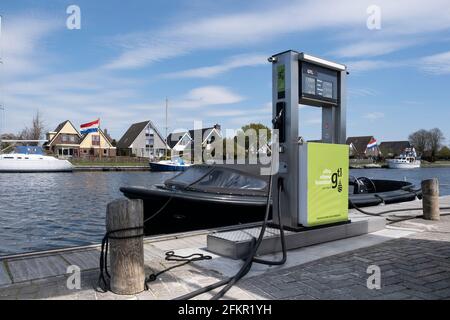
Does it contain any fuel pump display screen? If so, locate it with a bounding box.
[300,62,339,105]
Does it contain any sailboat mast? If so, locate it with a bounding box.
[0,15,4,149]
[165,97,168,159]
[165,97,168,140]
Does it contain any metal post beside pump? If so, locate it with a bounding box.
[270,50,349,229]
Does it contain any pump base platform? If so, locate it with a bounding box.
[206,217,386,260]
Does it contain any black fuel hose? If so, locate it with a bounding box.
[252,178,287,266]
[211,178,287,300]
[173,173,274,300]
[174,167,288,300]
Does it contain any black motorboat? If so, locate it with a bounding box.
[120,165,421,235]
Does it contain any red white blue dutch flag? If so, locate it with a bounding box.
[80,119,100,135]
[367,137,377,149]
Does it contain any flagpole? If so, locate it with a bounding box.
[98,118,102,160]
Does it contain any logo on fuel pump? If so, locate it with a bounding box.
[315,168,343,193]
[332,168,343,193]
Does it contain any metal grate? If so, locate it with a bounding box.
[209,227,294,242]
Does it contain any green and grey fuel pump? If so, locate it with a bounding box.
[270,50,349,229]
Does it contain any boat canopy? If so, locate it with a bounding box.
[14,146,44,155]
[164,165,268,196]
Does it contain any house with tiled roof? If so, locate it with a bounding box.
[44,120,116,158]
[117,120,168,159]
[379,141,411,159]
[79,128,116,157]
[168,124,222,160]
[44,120,82,157]
[346,136,380,159]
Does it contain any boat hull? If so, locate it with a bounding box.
[0,159,73,173]
[120,178,420,235]
[149,162,189,172]
[387,161,421,169]
[120,185,268,235]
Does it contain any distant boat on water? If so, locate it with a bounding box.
[387,148,421,169]
[149,158,191,172]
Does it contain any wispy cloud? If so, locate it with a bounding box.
[363,112,385,121]
[0,14,58,76]
[421,51,450,74]
[345,59,408,73]
[178,86,244,108]
[349,88,378,97]
[164,53,267,79]
[104,0,450,70]
[334,40,416,58]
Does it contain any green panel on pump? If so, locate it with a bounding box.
[299,142,349,227]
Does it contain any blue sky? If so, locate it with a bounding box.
[0,0,450,143]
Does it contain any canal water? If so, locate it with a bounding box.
[0,168,449,256]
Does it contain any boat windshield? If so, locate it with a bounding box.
[165,165,268,196]
[165,166,214,188]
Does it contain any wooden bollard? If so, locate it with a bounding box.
[106,199,145,295]
[421,179,440,221]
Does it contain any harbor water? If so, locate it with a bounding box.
[0,168,450,256]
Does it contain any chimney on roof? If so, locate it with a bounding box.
[47,131,57,141]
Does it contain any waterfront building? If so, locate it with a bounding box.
[167,124,222,160]
[379,141,412,159]
[79,128,116,157]
[44,120,82,158]
[117,120,168,159]
[44,120,116,158]
[346,136,381,159]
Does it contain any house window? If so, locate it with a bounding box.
[180,135,190,146]
[61,135,68,142]
[92,135,100,146]
[103,149,107,155]
[207,135,216,144]
[70,135,76,143]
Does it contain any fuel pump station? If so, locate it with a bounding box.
[181,50,386,300]
[271,50,349,229]
[207,50,385,261]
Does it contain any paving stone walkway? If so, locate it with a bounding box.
[1,210,449,300]
[238,216,450,300]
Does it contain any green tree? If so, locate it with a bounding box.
[428,128,445,162]
[239,123,271,157]
[408,129,428,156]
[437,146,450,160]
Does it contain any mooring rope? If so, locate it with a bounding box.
[145,251,212,284]
[96,195,211,293]
[96,226,144,293]
[96,228,211,293]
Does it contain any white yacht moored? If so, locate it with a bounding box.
[0,148,73,173]
[387,148,421,169]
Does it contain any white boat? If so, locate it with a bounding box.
[149,158,191,172]
[0,152,73,172]
[387,148,421,169]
